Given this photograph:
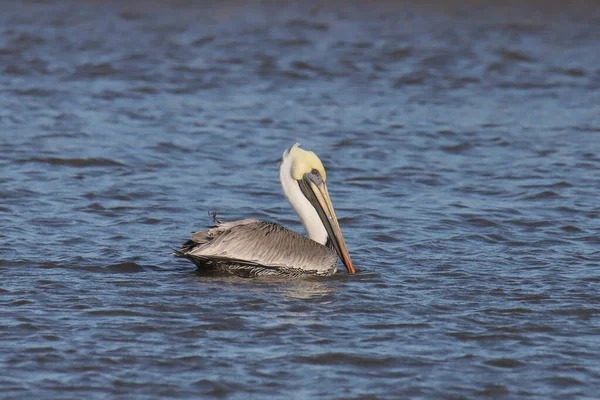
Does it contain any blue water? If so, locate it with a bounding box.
[1,1,600,398]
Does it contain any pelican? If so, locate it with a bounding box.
[173,143,356,277]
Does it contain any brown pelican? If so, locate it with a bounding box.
[173,143,356,277]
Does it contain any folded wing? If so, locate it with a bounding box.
[175,219,337,275]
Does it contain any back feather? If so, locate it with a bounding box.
[173,216,337,275]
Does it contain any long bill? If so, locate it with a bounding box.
[299,176,356,274]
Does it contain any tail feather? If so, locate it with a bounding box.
[209,210,222,226]
[172,211,225,258]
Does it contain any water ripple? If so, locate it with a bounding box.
[1,1,599,399]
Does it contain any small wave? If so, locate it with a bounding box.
[553,67,587,77]
[361,322,431,329]
[441,141,473,153]
[393,70,431,87]
[104,262,146,273]
[503,21,544,33]
[484,358,525,368]
[384,46,413,60]
[295,352,397,367]
[519,181,572,189]
[489,307,534,314]
[574,124,600,133]
[192,35,215,47]
[71,62,118,79]
[347,176,392,183]
[560,225,583,233]
[499,49,535,63]
[17,323,46,331]
[11,88,57,97]
[192,379,233,397]
[477,384,509,397]
[218,57,244,65]
[119,10,146,21]
[372,234,397,243]
[286,19,328,31]
[488,136,511,146]
[290,60,320,72]
[465,218,498,228]
[449,332,525,342]
[450,76,481,88]
[34,131,89,139]
[86,309,148,317]
[522,190,561,200]
[133,86,157,94]
[279,70,311,80]
[544,376,585,387]
[138,217,161,225]
[278,39,312,47]
[438,129,456,137]
[17,157,126,167]
[10,300,33,307]
[10,33,45,47]
[24,346,57,353]
[506,218,553,227]
[497,81,561,90]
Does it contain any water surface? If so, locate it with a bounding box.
[1,1,600,398]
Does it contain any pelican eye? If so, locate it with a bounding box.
[311,168,319,176]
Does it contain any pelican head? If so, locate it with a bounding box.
[280,143,356,274]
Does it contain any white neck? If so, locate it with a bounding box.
[279,151,328,245]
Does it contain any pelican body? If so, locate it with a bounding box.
[173,143,355,277]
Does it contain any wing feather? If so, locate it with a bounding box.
[175,219,337,274]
